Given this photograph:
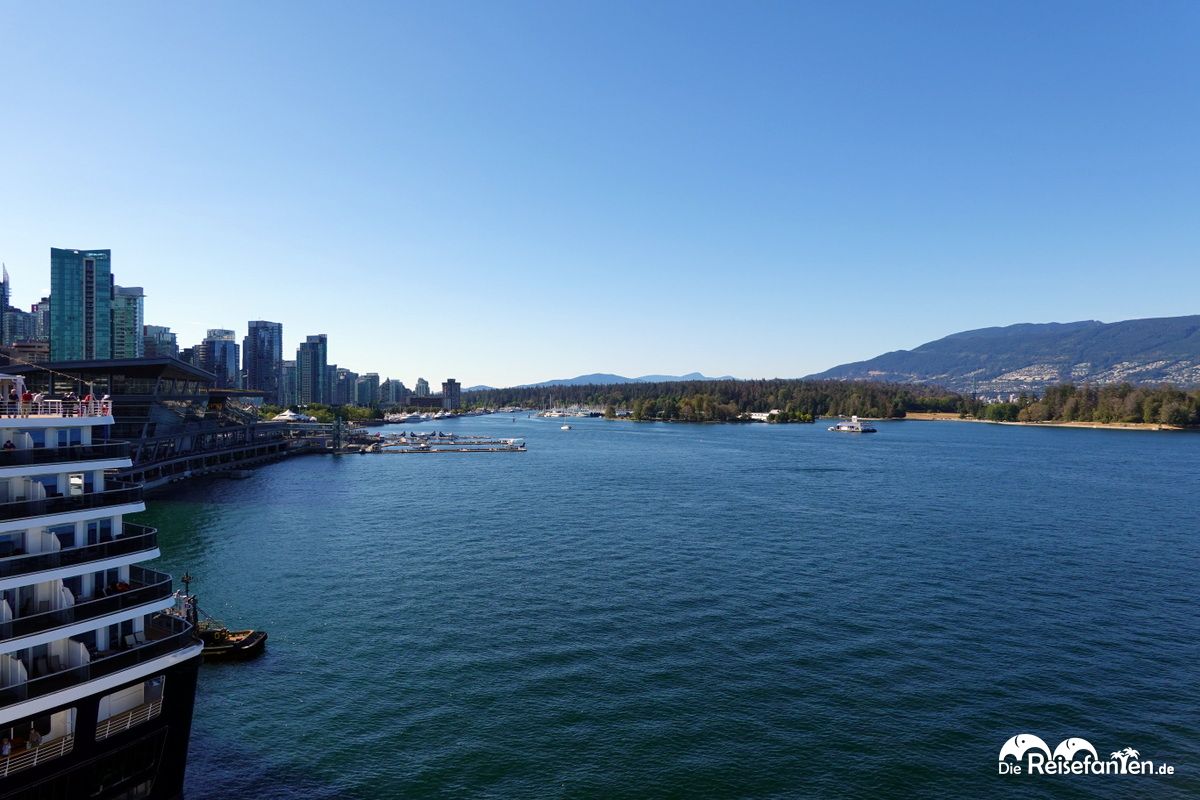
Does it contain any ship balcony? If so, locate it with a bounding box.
[0,399,110,420]
[0,613,194,709]
[0,523,158,580]
[0,442,131,469]
[0,566,174,643]
[0,481,144,525]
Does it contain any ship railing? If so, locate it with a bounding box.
[95,698,163,742]
[0,400,109,419]
[0,566,174,641]
[0,614,194,709]
[0,441,131,468]
[0,523,158,579]
[0,480,143,523]
[0,734,75,778]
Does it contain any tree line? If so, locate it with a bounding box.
[962,383,1200,426]
[464,379,963,422]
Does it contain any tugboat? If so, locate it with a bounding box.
[827,415,878,433]
[179,573,267,661]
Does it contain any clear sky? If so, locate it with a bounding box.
[1,2,1197,387]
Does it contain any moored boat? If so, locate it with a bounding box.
[828,415,877,433]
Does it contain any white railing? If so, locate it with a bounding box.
[0,734,75,777]
[94,698,163,742]
[0,400,109,419]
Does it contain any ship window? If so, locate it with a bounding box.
[57,429,83,446]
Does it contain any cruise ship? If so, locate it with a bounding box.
[0,375,201,799]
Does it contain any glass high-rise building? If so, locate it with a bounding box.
[50,247,113,361]
[112,285,145,358]
[197,329,240,388]
[297,334,328,404]
[243,320,283,404]
[143,324,179,358]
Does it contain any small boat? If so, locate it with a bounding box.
[828,415,877,433]
[561,424,572,430]
[175,573,267,661]
[198,624,268,660]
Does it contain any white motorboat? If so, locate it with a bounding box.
[828,415,877,433]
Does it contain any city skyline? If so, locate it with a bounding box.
[2,4,1198,386]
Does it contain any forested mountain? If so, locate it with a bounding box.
[809,316,1200,392]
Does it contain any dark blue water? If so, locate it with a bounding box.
[135,417,1200,798]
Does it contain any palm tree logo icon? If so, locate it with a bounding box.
[1109,747,1141,773]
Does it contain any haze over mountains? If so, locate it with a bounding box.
[465,372,734,391]
[809,315,1200,392]
[522,372,735,388]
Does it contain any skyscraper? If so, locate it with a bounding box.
[33,296,51,340]
[143,325,179,358]
[355,373,380,407]
[243,320,283,404]
[197,329,240,388]
[442,378,461,410]
[50,247,113,361]
[415,377,430,397]
[334,367,358,405]
[111,285,145,358]
[297,334,328,404]
[281,360,298,406]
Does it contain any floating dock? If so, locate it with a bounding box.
[348,433,527,454]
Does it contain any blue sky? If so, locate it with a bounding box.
[1,2,1197,387]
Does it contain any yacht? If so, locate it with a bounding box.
[827,415,877,433]
[0,375,201,798]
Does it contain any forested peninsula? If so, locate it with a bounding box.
[464,380,1200,427]
[467,380,960,422]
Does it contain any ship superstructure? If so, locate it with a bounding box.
[0,374,201,799]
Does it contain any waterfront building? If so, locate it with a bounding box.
[280,360,298,407]
[50,248,113,362]
[296,335,328,405]
[1,341,51,366]
[242,321,283,405]
[326,365,339,405]
[111,286,145,359]
[379,379,409,408]
[196,330,240,389]
[442,378,462,411]
[334,368,357,406]
[142,325,179,359]
[32,297,51,342]
[415,378,430,397]
[408,395,444,409]
[2,309,37,348]
[355,373,380,407]
[0,375,202,796]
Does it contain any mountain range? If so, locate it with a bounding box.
[521,371,734,388]
[808,315,1200,392]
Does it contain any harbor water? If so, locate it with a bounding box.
[135,416,1200,799]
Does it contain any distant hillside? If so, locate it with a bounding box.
[520,371,734,388]
[809,315,1200,392]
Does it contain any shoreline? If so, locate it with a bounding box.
[898,411,1185,431]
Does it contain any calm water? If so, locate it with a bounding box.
[134,417,1200,799]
